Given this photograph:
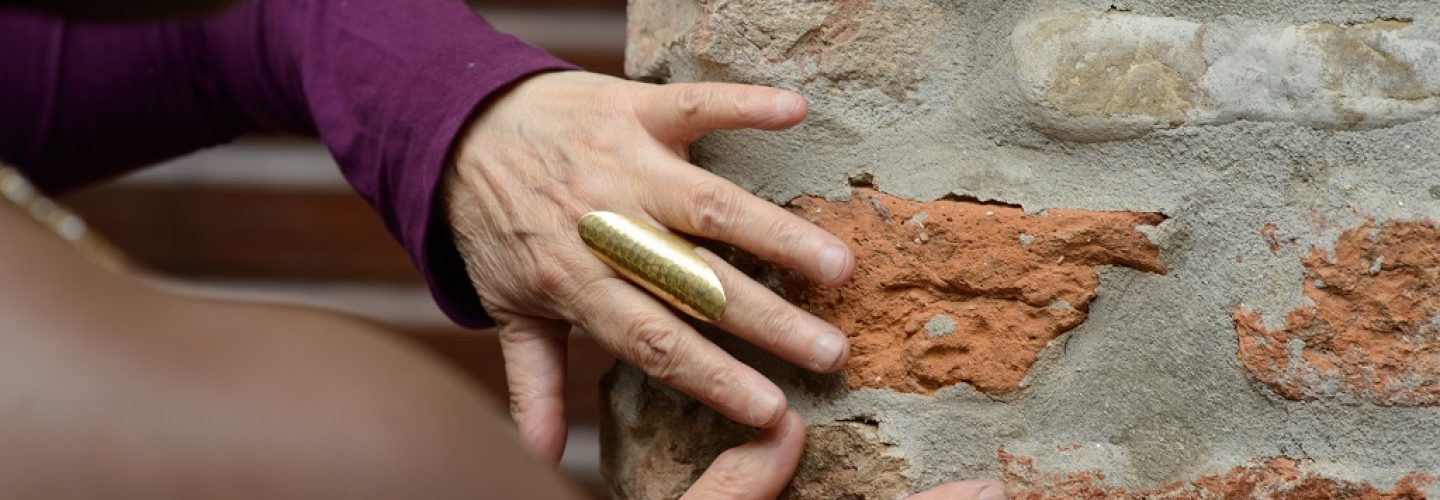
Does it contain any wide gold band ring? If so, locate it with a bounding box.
[578,211,727,322]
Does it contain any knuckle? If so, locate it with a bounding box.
[763,217,808,261]
[507,391,530,418]
[674,85,708,121]
[730,90,765,123]
[507,385,554,418]
[688,181,743,237]
[755,304,802,351]
[701,364,741,407]
[627,316,685,382]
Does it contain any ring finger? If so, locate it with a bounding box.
[562,275,787,428]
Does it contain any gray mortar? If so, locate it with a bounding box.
[610,0,1440,493]
[924,314,958,337]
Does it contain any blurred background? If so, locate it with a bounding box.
[57,0,626,496]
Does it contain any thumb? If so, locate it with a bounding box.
[906,480,1009,500]
[637,82,807,144]
[498,317,572,465]
[681,410,806,500]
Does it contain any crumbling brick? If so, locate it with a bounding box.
[782,188,1165,394]
[1236,220,1440,407]
[1002,451,1436,499]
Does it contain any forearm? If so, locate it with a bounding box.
[0,3,311,192]
[0,0,577,327]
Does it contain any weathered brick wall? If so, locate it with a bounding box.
[602,0,1440,498]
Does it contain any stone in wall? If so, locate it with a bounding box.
[1235,220,1440,407]
[601,368,753,500]
[780,422,912,499]
[1013,12,1440,141]
[625,0,701,80]
[600,365,911,499]
[1001,451,1436,499]
[778,187,1165,395]
[627,0,944,101]
[1011,10,1208,142]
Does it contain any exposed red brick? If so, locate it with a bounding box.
[1236,220,1440,406]
[782,188,1165,394]
[1000,450,1436,499]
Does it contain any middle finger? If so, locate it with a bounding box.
[636,151,856,288]
[697,248,850,374]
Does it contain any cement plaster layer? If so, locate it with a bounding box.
[609,0,1440,494]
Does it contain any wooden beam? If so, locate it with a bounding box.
[61,186,421,282]
[550,48,625,77]
[470,0,623,8]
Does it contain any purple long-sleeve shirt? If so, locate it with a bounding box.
[0,0,578,327]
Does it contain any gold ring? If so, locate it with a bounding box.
[578,211,726,322]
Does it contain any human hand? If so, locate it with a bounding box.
[682,411,1007,500]
[444,71,857,462]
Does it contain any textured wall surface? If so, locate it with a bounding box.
[603,0,1440,497]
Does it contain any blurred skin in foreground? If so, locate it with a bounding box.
[0,204,1006,498]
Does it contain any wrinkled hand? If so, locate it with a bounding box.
[682,412,1007,500]
[445,71,857,462]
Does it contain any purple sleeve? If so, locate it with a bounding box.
[0,0,579,327]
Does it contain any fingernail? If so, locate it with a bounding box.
[809,332,845,371]
[747,390,782,426]
[772,92,803,118]
[979,485,1009,500]
[817,244,849,283]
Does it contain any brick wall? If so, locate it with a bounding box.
[603,0,1440,498]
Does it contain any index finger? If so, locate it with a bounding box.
[634,82,808,144]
